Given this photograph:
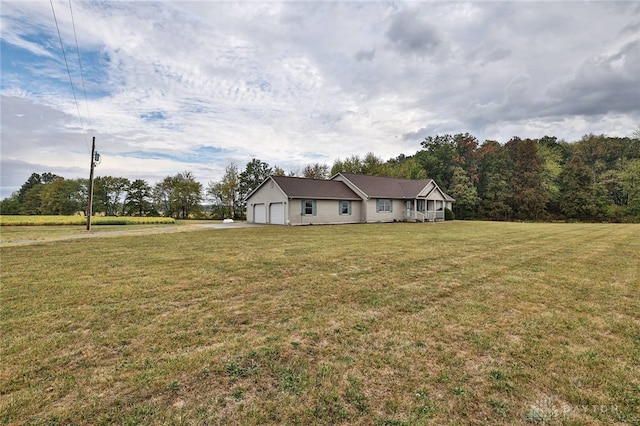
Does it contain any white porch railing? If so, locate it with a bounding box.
[411,210,445,222]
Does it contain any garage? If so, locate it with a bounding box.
[269,203,285,225]
[253,204,266,223]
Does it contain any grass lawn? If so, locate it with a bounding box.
[1,221,638,425]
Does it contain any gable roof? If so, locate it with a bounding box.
[246,174,454,203]
[271,176,361,200]
[333,173,435,199]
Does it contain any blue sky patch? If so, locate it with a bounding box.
[140,111,166,121]
[122,146,227,164]
[1,36,111,98]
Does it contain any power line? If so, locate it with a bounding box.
[49,0,89,151]
[68,0,93,133]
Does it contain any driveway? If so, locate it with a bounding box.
[1,222,265,247]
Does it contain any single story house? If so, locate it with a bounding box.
[245,173,454,225]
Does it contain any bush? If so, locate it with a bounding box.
[444,208,455,221]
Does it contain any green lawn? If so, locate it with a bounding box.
[1,222,638,425]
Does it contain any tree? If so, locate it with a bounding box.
[39,178,85,215]
[153,178,173,217]
[505,137,548,220]
[361,152,389,175]
[537,137,565,217]
[453,133,480,184]
[124,179,153,216]
[0,194,20,215]
[172,171,203,219]
[559,154,597,220]
[17,173,42,204]
[619,159,640,217]
[477,140,513,220]
[20,184,45,215]
[331,155,364,175]
[449,165,479,219]
[154,172,203,219]
[94,176,130,216]
[303,163,329,179]
[16,172,61,204]
[239,159,272,205]
[208,164,240,219]
[386,156,427,179]
[416,134,458,190]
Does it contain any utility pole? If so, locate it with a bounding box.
[86,136,96,231]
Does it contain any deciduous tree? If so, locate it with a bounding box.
[125,179,153,216]
[505,137,548,220]
[449,165,479,219]
[154,172,203,219]
[417,134,457,190]
[239,159,272,203]
[477,140,513,220]
[39,178,85,215]
[303,163,329,179]
[94,176,130,216]
[208,164,240,219]
[559,154,597,220]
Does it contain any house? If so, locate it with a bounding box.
[245,173,454,225]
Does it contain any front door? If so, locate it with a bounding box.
[406,201,411,219]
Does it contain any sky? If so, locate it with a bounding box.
[1,1,639,199]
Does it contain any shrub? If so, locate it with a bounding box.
[444,208,455,221]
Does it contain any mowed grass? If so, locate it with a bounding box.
[1,222,638,425]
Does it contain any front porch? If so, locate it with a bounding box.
[404,199,446,222]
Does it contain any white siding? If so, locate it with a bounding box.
[364,199,406,223]
[246,179,288,223]
[417,181,436,197]
[288,199,362,226]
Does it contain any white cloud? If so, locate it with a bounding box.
[1,1,639,199]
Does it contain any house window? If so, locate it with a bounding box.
[376,199,392,213]
[339,200,351,215]
[302,200,316,216]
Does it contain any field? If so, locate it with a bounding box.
[1,222,638,425]
[0,215,175,227]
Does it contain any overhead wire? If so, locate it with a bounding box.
[68,0,93,134]
[49,0,89,151]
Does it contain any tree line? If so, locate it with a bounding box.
[2,132,639,222]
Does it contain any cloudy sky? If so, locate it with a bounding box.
[1,1,639,199]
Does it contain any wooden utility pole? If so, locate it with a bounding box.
[86,136,96,231]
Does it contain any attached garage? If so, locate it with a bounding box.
[253,204,266,223]
[269,203,285,225]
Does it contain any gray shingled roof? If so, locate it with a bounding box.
[272,176,361,199]
[337,173,434,199]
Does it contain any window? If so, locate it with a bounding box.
[302,200,316,216]
[339,200,351,215]
[376,199,392,213]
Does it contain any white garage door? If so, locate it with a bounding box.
[269,203,285,225]
[253,204,266,223]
